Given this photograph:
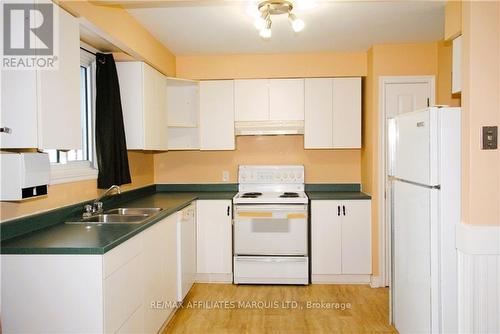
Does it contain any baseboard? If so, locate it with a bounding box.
[196,273,232,283]
[311,274,371,284]
[457,223,500,333]
[369,275,384,288]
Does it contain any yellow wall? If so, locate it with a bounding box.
[155,136,361,184]
[59,0,176,76]
[0,151,155,221]
[361,42,440,276]
[445,1,462,41]
[0,1,171,222]
[155,51,368,186]
[176,52,367,79]
[460,1,500,226]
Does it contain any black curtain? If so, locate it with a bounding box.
[95,53,131,189]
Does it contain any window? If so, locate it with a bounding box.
[45,47,98,184]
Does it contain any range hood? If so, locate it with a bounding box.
[235,121,304,136]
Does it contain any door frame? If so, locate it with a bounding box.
[377,76,436,287]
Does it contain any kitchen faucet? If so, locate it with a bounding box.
[83,185,121,218]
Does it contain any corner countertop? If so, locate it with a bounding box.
[0,186,370,255]
[0,192,235,255]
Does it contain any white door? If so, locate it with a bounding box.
[269,79,304,121]
[383,78,434,289]
[311,201,342,275]
[304,78,334,149]
[393,181,432,334]
[178,204,196,302]
[199,80,235,150]
[340,200,372,274]
[196,200,232,276]
[234,79,269,121]
[332,78,361,148]
[37,6,81,150]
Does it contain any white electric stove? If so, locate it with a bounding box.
[232,165,309,285]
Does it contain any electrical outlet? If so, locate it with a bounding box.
[222,171,230,182]
[482,126,498,150]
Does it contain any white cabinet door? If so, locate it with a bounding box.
[196,200,232,278]
[0,70,38,148]
[199,80,235,150]
[143,214,178,333]
[311,201,342,275]
[452,35,462,94]
[269,79,304,121]
[116,62,144,149]
[304,78,334,148]
[234,79,269,121]
[332,78,361,148]
[117,62,168,150]
[341,200,371,274]
[143,64,168,150]
[37,6,81,150]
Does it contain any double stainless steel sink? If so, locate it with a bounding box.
[66,208,162,225]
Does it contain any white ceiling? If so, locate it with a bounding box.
[126,1,445,55]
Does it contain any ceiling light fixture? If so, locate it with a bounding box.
[253,0,305,39]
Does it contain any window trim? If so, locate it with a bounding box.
[49,43,99,185]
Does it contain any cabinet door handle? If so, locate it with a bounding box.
[337,205,340,216]
[343,205,346,216]
[227,206,230,216]
[0,127,12,134]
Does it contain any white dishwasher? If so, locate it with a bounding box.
[176,202,196,302]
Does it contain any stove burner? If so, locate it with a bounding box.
[280,192,300,198]
[241,192,263,198]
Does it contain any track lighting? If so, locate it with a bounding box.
[253,0,305,39]
[288,13,305,32]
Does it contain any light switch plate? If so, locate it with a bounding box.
[482,126,498,150]
[222,171,230,182]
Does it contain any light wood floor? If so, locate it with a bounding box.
[163,284,397,334]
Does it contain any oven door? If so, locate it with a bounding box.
[233,204,308,256]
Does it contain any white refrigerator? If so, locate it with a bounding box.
[389,107,460,334]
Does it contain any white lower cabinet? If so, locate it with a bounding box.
[311,200,371,283]
[142,212,179,333]
[196,200,233,282]
[1,210,188,333]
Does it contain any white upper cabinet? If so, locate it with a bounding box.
[304,77,361,149]
[452,35,462,94]
[1,70,38,148]
[269,79,304,121]
[0,5,80,150]
[305,78,334,149]
[167,78,200,150]
[199,80,235,150]
[234,79,269,121]
[116,62,168,150]
[332,77,361,148]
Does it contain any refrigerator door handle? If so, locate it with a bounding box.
[391,177,441,190]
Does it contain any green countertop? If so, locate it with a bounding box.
[306,191,371,200]
[0,186,369,255]
[1,192,235,255]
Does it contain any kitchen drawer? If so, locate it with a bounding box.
[103,233,143,278]
[234,256,308,284]
[104,253,143,333]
